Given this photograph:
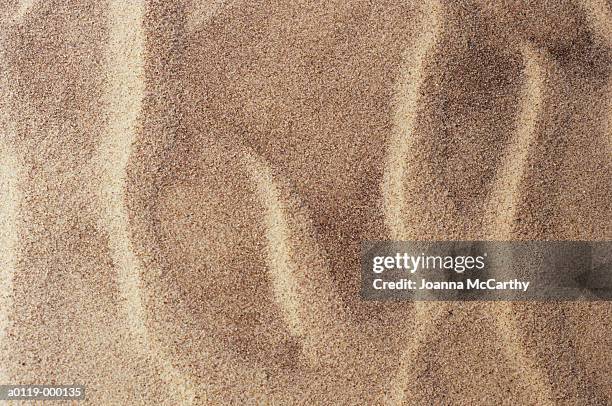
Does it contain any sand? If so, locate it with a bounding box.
[0,0,611,404]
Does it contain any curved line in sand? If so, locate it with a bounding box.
[485,44,543,239]
[0,142,21,384]
[0,41,21,383]
[242,150,350,366]
[380,1,447,404]
[242,151,306,339]
[100,2,197,403]
[381,304,444,405]
[380,0,442,241]
[486,44,555,406]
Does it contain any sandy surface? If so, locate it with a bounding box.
[1,0,611,404]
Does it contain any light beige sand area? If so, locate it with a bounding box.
[1,0,611,404]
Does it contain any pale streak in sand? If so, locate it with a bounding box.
[243,150,350,367]
[244,152,306,339]
[486,44,555,405]
[185,0,349,381]
[486,44,543,240]
[0,26,21,383]
[0,138,21,385]
[380,0,446,404]
[99,1,197,403]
